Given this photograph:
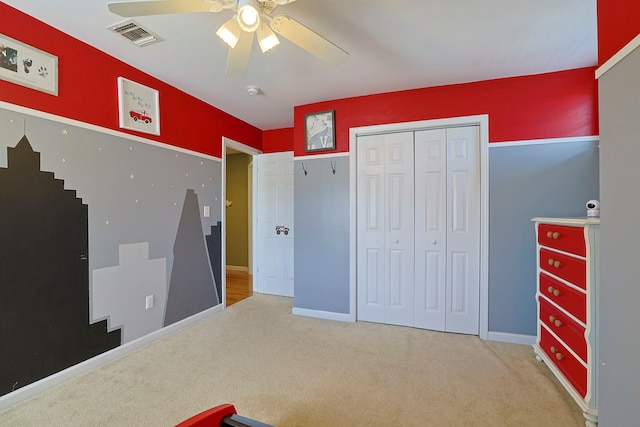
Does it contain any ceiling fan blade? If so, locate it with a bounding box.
[269,14,348,66]
[226,31,254,77]
[107,0,221,17]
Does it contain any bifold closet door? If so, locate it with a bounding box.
[356,132,415,326]
[414,126,480,334]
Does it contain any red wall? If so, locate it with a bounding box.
[597,0,640,65]
[294,68,598,157]
[263,128,294,153]
[0,3,261,158]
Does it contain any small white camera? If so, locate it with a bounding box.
[586,199,599,217]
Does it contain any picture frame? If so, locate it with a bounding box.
[0,33,58,95]
[117,77,160,135]
[305,110,335,152]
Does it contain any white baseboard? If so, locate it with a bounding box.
[292,307,354,323]
[0,303,224,412]
[226,265,249,273]
[486,331,536,345]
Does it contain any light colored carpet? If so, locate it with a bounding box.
[0,294,584,426]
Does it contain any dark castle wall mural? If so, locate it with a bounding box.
[0,136,121,396]
[0,108,222,398]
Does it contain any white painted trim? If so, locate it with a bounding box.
[596,32,640,79]
[489,135,599,148]
[226,265,249,273]
[487,331,536,346]
[348,115,490,339]
[295,151,349,160]
[292,307,353,323]
[0,303,224,411]
[0,100,221,162]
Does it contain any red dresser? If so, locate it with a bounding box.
[532,217,599,427]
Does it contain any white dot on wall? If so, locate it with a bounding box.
[174,202,177,206]
[185,173,189,177]
[62,129,69,135]
[62,158,66,163]
[106,221,110,225]
[130,174,135,180]
[201,184,205,188]
[135,199,139,203]
[129,147,133,151]
[98,147,102,151]
[9,119,14,123]
[201,161,204,165]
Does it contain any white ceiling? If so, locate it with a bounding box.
[4,0,597,130]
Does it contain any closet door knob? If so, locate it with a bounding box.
[394,239,399,244]
[432,240,437,245]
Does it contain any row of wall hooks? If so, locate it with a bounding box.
[300,161,337,176]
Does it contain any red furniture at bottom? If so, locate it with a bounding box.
[175,404,237,427]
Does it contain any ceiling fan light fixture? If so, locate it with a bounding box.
[257,24,280,53]
[237,0,261,32]
[216,17,242,48]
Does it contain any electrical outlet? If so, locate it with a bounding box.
[145,294,154,310]
[203,205,210,218]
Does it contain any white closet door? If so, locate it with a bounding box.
[445,126,480,334]
[357,132,415,326]
[414,128,447,330]
[414,126,480,334]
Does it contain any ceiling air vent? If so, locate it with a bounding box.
[107,19,163,47]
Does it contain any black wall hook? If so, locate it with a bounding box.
[330,161,336,175]
[301,162,308,176]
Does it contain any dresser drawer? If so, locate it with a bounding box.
[539,297,587,362]
[539,273,586,323]
[540,327,587,398]
[539,248,586,290]
[538,224,586,257]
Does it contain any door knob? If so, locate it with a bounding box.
[394,239,399,243]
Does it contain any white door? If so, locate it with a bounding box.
[357,132,415,326]
[256,152,294,297]
[443,126,480,334]
[414,128,447,331]
[414,126,480,334]
[357,126,480,334]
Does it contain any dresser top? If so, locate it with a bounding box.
[532,217,600,225]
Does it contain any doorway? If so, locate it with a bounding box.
[222,137,261,306]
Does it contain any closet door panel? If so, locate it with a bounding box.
[414,128,447,330]
[445,126,480,334]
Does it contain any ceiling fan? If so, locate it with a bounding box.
[107,0,349,76]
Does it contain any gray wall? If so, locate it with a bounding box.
[598,46,640,426]
[294,156,350,313]
[293,141,599,337]
[0,107,222,344]
[489,141,599,335]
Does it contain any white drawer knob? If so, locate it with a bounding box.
[553,289,561,297]
[556,352,564,361]
[549,315,556,323]
[547,231,553,238]
[553,260,562,268]
[554,319,563,327]
[552,232,560,239]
